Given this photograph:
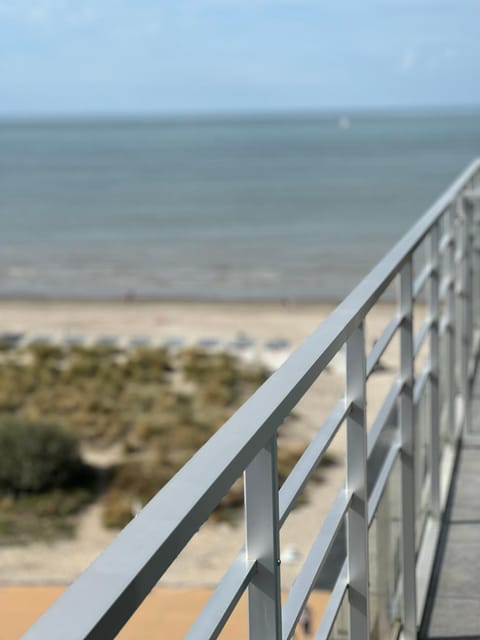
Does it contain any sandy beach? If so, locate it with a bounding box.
[0,586,331,639]
[0,298,350,349]
[0,298,422,636]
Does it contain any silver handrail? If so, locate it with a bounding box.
[24,159,480,640]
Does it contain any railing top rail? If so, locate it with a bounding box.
[24,157,480,640]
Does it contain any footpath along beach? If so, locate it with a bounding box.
[0,299,423,637]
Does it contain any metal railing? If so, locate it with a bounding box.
[25,159,480,640]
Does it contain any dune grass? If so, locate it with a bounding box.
[0,343,335,536]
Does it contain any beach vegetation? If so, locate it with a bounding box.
[0,420,88,493]
[0,343,336,537]
[0,419,94,543]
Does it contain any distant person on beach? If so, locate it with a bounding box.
[298,605,312,637]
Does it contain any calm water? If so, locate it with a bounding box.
[1,111,479,300]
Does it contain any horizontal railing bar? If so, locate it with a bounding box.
[413,264,433,300]
[455,400,465,441]
[473,332,480,366]
[24,158,480,640]
[368,442,400,526]
[314,561,348,640]
[456,284,468,298]
[279,399,350,526]
[366,312,402,378]
[414,318,433,358]
[439,314,450,336]
[463,187,480,203]
[468,357,476,383]
[439,232,454,253]
[186,553,256,640]
[468,333,480,384]
[440,274,454,301]
[282,489,351,640]
[367,379,403,458]
[414,364,430,405]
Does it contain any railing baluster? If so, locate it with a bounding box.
[473,200,480,352]
[466,200,475,378]
[459,196,473,432]
[345,324,369,640]
[446,207,457,443]
[244,436,282,639]
[428,223,441,518]
[455,198,463,433]
[399,259,417,638]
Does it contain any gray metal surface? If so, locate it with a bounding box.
[282,490,350,639]
[428,223,441,518]
[445,207,457,443]
[345,324,369,639]
[186,552,256,639]
[23,159,480,639]
[399,260,417,640]
[244,438,282,639]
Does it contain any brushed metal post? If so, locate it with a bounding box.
[244,437,282,639]
[399,259,417,638]
[466,202,475,375]
[427,223,441,518]
[346,323,369,640]
[459,197,472,433]
[474,202,480,349]
[445,207,457,443]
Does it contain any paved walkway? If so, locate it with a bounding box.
[422,375,480,639]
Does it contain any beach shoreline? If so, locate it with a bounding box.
[0,297,395,341]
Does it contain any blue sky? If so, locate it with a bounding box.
[1,0,479,116]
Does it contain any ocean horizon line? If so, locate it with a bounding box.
[1,103,480,125]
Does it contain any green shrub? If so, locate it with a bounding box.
[0,420,89,494]
[0,343,335,535]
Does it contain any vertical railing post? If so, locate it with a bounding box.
[428,223,441,518]
[445,207,457,443]
[459,196,473,433]
[345,323,369,640]
[244,436,282,639]
[466,201,475,377]
[473,198,480,356]
[399,259,417,639]
[455,198,464,434]
[468,170,480,362]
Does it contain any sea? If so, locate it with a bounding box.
[1,110,479,301]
